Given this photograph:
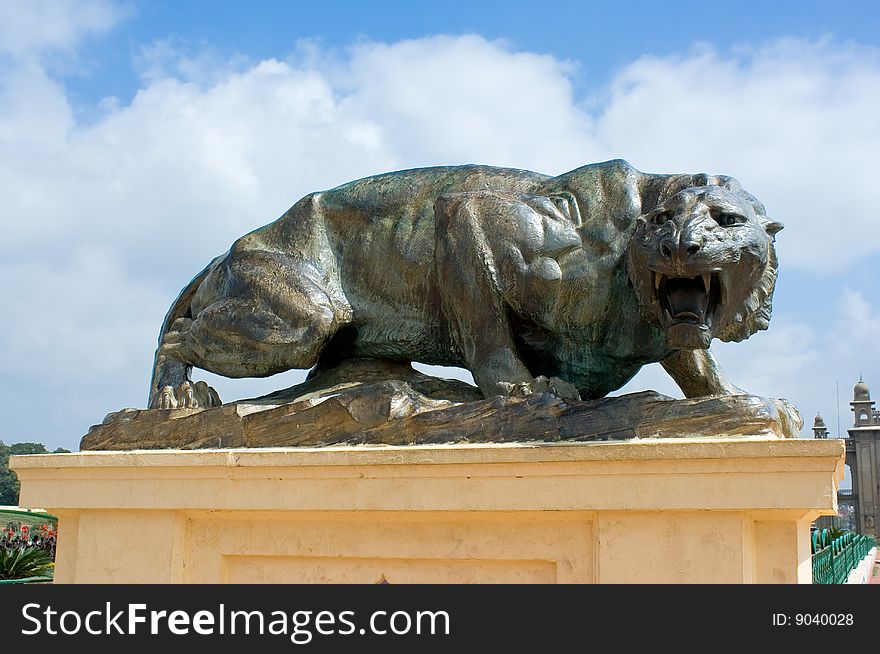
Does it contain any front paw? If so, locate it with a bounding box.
[503,376,581,402]
[545,376,581,402]
[772,397,803,437]
[155,381,222,409]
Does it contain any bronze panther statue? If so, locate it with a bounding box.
[148,159,783,410]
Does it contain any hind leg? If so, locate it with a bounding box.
[151,330,222,409]
[149,250,347,408]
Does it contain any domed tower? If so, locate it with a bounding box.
[846,376,880,537]
[812,413,829,439]
[851,376,876,427]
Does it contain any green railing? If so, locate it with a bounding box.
[811,529,876,584]
[0,575,53,585]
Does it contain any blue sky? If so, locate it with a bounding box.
[1,0,879,454]
[62,1,880,110]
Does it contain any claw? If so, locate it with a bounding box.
[151,380,221,410]
[176,381,195,408]
[158,385,177,409]
[194,380,222,407]
[546,376,581,402]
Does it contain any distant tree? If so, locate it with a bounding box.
[6,443,49,456]
[0,468,17,505]
[0,442,51,506]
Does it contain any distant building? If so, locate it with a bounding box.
[812,413,829,439]
[815,377,880,536]
[846,377,880,537]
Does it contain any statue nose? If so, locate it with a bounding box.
[659,232,702,259]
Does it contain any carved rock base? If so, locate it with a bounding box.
[82,359,801,451]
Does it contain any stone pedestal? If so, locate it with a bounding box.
[11,438,844,584]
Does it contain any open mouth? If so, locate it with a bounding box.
[652,272,721,328]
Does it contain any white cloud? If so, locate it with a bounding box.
[1,248,157,382]
[713,322,820,400]
[0,59,73,146]
[0,0,126,58]
[335,35,598,171]
[0,247,162,446]
[2,27,879,450]
[834,289,880,347]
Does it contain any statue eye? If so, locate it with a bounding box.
[713,211,744,227]
[649,210,674,225]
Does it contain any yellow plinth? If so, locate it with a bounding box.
[11,438,844,584]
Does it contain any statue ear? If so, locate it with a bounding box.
[764,220,784,236]
[549,192,581,227]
